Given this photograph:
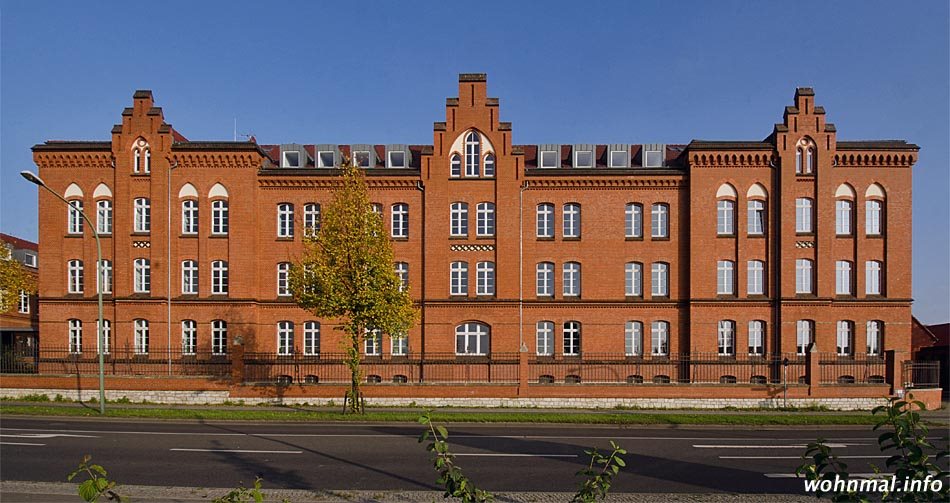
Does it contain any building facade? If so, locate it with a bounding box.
[1,233,39,356]
[31,74,918,387]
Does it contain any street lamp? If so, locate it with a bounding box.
[21,170,106,414]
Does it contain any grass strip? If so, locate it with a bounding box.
[0,403,882,425]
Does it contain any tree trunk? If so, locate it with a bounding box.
[345,323,363,414]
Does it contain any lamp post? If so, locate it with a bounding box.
[21,170,106,414]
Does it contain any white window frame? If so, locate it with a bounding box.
[144,148,151,173]
[277,321,294,356]
[133,198,150,233]
[134,258,150,293]
[354,150,371,168]
[563,321,581,356]
[651,262,669,297]
[134,149,142,173]
[836,320,853,356]
[450,261,468,296]
[317,151,335,168]
[625,321,643,357]
[67,259,84,294]
[536,203,554,238]
[796,320,813,355]
[795,148,803,174]
[574,149,593,168]
[304,203,320,236]
[181,260,198,295]
[747,260,764,296]
[23,253,36,268]
[277,262,291,297]
[395,262,409,292]
[563,203,581,238]
[562,261,581,297]
[625,262,642,297]
[866,321,883,356]
[391,334,408,356]
[67,199,83,234]
[304,321,320,356]
[68,319,82,353]
[391,203,409,238]
[643,148,663,168]
[476,261,495,296]
[536,262,554,297]
[717,260,735,295]
[211,260,228,295]
[717,200,735,235]
[805,147,815,173]
[747,200,765,235]
[97,259,112,295]
[282,150,300,168]
[609,150,627,168]
[388,150,406,169]
[795,259,813,294]
[277,203,294,238]
[651,321,669,356]
[476,202,495,237]
[97,319,111,354]
[483,153,495,177]
[651,203,669,238]
[865,260,882,296]
[536,321,554,356]
[748,320,764,356]
[455,322,489,356]
[18,290,29,314]
[795,198,813,233]
[211,320,227,356]
[836,260,853,295]
[836,200,853,235]
[96,200,112,235]
[866,200,883,235]
[718,320,735,356]
[450,202,469,237]
[625,203,642,238]
[211,200,229,235]
[539,150,558,169]
[464,132,480,177]
[134,319,149,355]
[181,320,197,355]
[182,199,198,235]
[365,328,382,356]
[450,154,461,178]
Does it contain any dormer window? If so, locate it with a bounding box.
[609,149,628,168]
[574,149,593,168]
[643,145,664,168]
[388,151,406,169]
[282,151,300,168]
[24,253,36,268]
[354,151,371,168]
[318,151,335,168]
[539,149,559,168]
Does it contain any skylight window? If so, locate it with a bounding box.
[574,150,593,168]
[540,150,558,168]
[282,151,300,168]
[318,151,335,168]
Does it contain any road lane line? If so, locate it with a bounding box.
[693,443,858,448]
[722,455,888,459]
[0,442,46,446]
[765,473,891,478]
[170,448,302,454]
[454,453,578,457]
[0,433,99,439]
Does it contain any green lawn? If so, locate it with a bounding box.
[0,403,885,425]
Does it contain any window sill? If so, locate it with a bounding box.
[866,234,884,239]
[795,294,817,299]
[65,234,84,238]
[835,234,854,239]
[795,232,815,237]
[864,294,885,299]
[562,237,581,241]
[130,232,151,237]
[650,295,670,300]
[391,236,409,241]
[624,236,643,241]
[651,236,670,241]
[209,234,229,239]
[625,295,644,300]
[536,236,555,241]
[130,173,151,177]
[449,236,469,240]
[716,294,738,299]
[796,173,815,178]
[208,294,230,299]
[747,294,769,300]
[180,234,198,239]
[747,234,765,239]
[276,237,294,241]
[835,294,856,300]
[475,235,495,240]
[717,234,736,238]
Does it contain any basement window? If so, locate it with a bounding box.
[318,151,335,168]
[282,151,300,168]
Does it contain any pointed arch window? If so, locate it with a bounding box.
[464,132,480,177]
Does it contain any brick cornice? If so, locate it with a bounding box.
[258,178,420,189]
[523,178,684,189]
[171,152,262,170]
[33,152,113,170]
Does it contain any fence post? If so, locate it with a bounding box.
[518,350,530,397]
[231,337,245,384]
[884,349,897,395]
[805,343,819,396]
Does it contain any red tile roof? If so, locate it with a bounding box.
[0,233,38,252]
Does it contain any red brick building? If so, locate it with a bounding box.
[30,74,919,389]
[0,233,39,356]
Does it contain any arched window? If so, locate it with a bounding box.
[625,262,642,297]
[536,203,554,238]
[805,147,814,173]
[746,183,767,236]
[182,199,198,235]
[796,259,813,294]
[134,319,149,354]
[797,320,814,354]
[68,319,82,353]
[563,321,581,356]
[747,260,765,295]
[395,262,409,292]
[866,260,883,295]
[277,262,291,296]
[795,198,813,233]
[304,203,321,236]
[67,259,84,294]
[134,149,142,173]
[866,321,883,356]
[795,148,802,174]
[536,321,554,356]
[364,327,381,356]
[450,202,469,237]
[391,203,409,238]
[181,320,197,355]
[836,260,853,295]
[536,262,554,297]
[211,200,229,235]
[836,320,854,356]
[651,262,669,297]
[718,320,735,356]
[134,198,151,233]
[563,203,581,238]
[748,320,765,355]
[211,260,228,295]
[476,202,495,237]
[475,261,495,296]
[277,321,294,355]
[211,320,227,355]
[651,321,669,356]
[456,322,489,355]
[562,261,581,297]
[717,260,735,295]
[865,182,886,236]
[181,260,198,295]
[97,259,112,295]
[835,184,855,235]
[651,203,669,238]
[304,321,320,355]
[450,154,461,178]
[484,153,495,177]
[625,203,643,238]
[450,261,468,296]
[277,203,294,238]
[464,132,480,177]
[625,321,643,356]
[717,200,735,235]
[97,319,111,354]
[67,199,84,235]
[144,148,151,173]
[796,138,815,174]
[134,258,150,293]
[96,200,113,235]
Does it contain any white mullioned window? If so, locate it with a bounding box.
[144,148,151,173]
[388,150,406,169]
[574,149,593,168]
[391,333,408,356]
[562,261,581,297]
[304,321,320,355]
[304,203,321,236]
[563,203,580,238]
[395,262,409,292]
[96,200,112,234]
[795,259,813,294]
[211,200,228,235]
[805,147,814,173]
[134,258,150,293]
[651,203,669,238]
[795,148,803,174]
[717,260,735,295]
[476,261,495,296]
[866,200,883,235]
[456,322,490,355]
[68,319,82,353]
[18,290,29,313]
[651,262,669,297]
[747,200,765,235]
[182,199,198,234]
[181,260,198,295]
[625,203,643,238]
[484,153,495,177]
[277,262,291,297]
[651,321,669,356]
[97,319,111,354]
[391,203,409,238]
[836,200,853,235]
[97,259,112,294]
[67,259,83,294]
[747,260,764,295]
[563,321,581,356]
[318,151,335,168]
[609,149,628,168]
[134,149,142,173]
[836,320,853,356]
[181,320,197,355]
[625,321,643,356]
[866,260,882,295]
[625,262,642,297]
[134,198,150,233]
[450,261,468,296]
[536,262,554,297]
[836,260,853,295]
[717,200,735,235]
[539,149,558,168]
[476,202,495,237]
[464,132,480,177]
[718,320,735,356]
[795,198,813,233]
[748,320,764,355]
[134,319,149,355]
[450,154,461,178]
[450,202,469,237]
[67,200,84,234]
[211,260,228,295]
[536,321,554,356]
[536,203,554,238]
[866,321,883,356]
[797,320,813,354]
[277,321,294,356]
[277,203,294,238]
[211,320,227,355]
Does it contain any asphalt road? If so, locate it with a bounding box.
[0,417,944,495]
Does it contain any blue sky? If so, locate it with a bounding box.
[1,1,947,323]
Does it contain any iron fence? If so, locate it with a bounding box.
[818,353,887,385]
[1,346,231,378]
[902,360,941,389]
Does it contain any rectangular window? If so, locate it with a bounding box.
[540,150,558,168]
[304,322,320,355]
[388,151,406,169]
[795,259,813,294]
[536,204,554,238]
[450,261,468,296]
[625,262,642,297]
[562,262,581,297]
[717,260,735,295]
[747,200,765,235]
[866,201,883,235]
[476,203,495,237]
[134,319,149,355]
[836,260,852,295]
[748,321,764,355]
[68,200,83,234]
[796,320,812,354]
[18,290,29,314]
[23,253,36,268]
[181,320,197,355]
[68,319,82,353]
[277,322,294,356]
[476,261,495,296]
[211,200,229,235]
[211,261,228,295]
[211,320,227,356]
[651,321,669,356]
[866,321,883,356]
[836,321,853,356]
[651,204,669,238]
[391,204,409,238]
[625,203,642,238]
[536,321,554,356]
[562,204,580,238]
[717,320,735,356]
[67,259,84,294]
[318,151,335,168]
[836,200,853,235]
[277,262,291,296]
[182,200,198,234]
[865,261,882,295]
[134,198,150,233]
[97,200,112,234]
[181,260,198,295]
[97,259,112,294]
[609,150,627,168]
[304,203,321,236]
[354,151,371,168]
[625,321,643,356]
[651,262,668,297]
[134,258,150,293]
[364,328,381,356]
[391,335,408,356]
[97,319,111,354]
[747,260,764,296]
[795,198,813,233]
[574,150,593,168]
[536,262,554,297]
[563,322,581,356]
[717,200,735,235]
[282,151,300,168]
[644,149,663,168]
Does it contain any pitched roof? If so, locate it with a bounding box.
[0,233,38,252]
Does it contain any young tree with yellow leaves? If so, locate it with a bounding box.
[0,241,36,314]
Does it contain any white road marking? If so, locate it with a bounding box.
[170,448,302,454]
[765,473,891,478]
[722,455,888,460]
[454,453,578,458]
[0,433,98,439]
[693,443,858,449]
[0,442,46,446]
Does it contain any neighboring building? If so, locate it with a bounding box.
[911,318,948,396]
[30,74,918,387]
[0,233,39,355]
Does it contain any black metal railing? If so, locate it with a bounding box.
[818,353,887,385]
[1,346,231,378]
[902,361,941,389]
